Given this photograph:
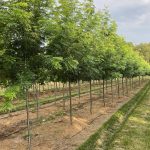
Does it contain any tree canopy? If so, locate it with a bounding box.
[0,0,150,88]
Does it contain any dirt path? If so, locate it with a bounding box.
[0,81,147,150]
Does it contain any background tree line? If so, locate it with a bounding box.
[135,43,150,63]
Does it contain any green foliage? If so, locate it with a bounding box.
[135,43,150,63]
[0,0,150,109]
[51,57,63,70]
[1,85,20,112]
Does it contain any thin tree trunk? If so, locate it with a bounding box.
[56,82,58,91]
[111,79,114,103]
[117,78,120,98]
[102,79,105,107]
[115,78,117,96]
[99,80,101,98]
[67,82,69,97]
[132,77,133,89]
[56,81,58,96]
[89,80,92,114]
[129,78,132,92]
[54,82,57,105]
[25,88,31,150]
[78,80,81,104]
[126,78,128,96]
[35,84,39,119]
[69,81,72,125]
[105,80,108,94]
[63,83,65,110]
[122,77,124,96]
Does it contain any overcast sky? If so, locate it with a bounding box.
[94,0,150,44]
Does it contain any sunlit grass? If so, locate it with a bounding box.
[110,88,150,150]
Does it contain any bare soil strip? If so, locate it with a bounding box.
[0,82,147,150]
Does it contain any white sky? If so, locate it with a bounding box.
[94,0,150,44]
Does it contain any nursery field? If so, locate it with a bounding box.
[1,0,150,150]
[0,78,149,150]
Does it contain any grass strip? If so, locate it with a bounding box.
[77,81,150,150]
